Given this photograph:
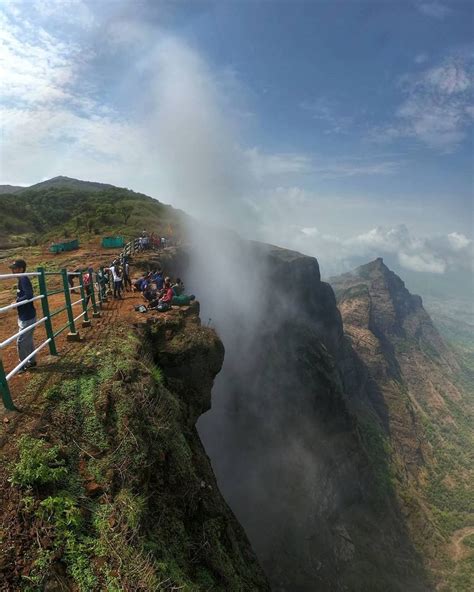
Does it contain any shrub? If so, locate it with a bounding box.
[10,436,68,487]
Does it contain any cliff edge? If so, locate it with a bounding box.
[0,305,270,591]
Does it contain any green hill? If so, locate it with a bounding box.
[0,178,185,247]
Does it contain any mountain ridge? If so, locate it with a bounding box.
[330,258,473,590]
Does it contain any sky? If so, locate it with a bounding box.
[0,0,473,278]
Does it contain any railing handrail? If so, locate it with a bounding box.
[0,235,154,411]
[0,272,41,279]
[0,263,109,411]
[0,295,45,315]
[0,316,47,349]
[5,339,52,381]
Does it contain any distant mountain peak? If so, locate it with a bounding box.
[27,176,115,192]
[355,257,391,276]
[329,258,452,354]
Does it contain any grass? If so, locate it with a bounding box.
[10,436,68,487]
[357,418,395,504]
[6,326,265,591]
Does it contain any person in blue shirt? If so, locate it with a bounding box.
[9,259,37,371]
[152,269,164,290]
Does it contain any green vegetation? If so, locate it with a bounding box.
[6,329,265,591]
[10,436,68,487]
[357,418,395,503]
[0,183,184,247]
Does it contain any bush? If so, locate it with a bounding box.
[10,436,68,487]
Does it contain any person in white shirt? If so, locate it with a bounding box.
[110,262,123,299]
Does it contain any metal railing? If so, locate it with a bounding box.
[0,266,104,411]
[0,234,166,411]
[121,235,164,259]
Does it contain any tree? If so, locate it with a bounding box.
[118,205,132,224]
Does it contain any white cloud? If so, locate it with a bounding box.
[343,225,472,274]
[246,149,399,180]
[34,0,96,29]
[398,251,446,273]
[300,98,353,134]
[371,55,474,152]
[0,12,83,106]
[415,53,429,65]
[312,159,400,178]
[417,2,452,19]
[246,148,313,179]
[256,194,472,275]
[301,227,319,237]
[425,62,471,94]
[448,231,472,250]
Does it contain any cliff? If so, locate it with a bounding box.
[0,306,270,591]
[331,258,474,591]
[198,245,430,592]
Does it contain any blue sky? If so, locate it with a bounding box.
[0,0,473,276]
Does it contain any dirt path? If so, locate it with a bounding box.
[0,242,170,453]
[0,292,141,450]
[450,526,474,563]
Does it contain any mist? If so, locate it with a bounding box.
[146,35,374,590]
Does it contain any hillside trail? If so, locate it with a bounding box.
[0,290,144,461]
[0,240,171,466]
[450,525,474,563]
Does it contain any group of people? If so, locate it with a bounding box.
[7,235,192,374]
[136,231,167,253]
[133,269,194,312]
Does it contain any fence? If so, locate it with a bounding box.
[121,235,163,257]
[0,234,165,411]
[0,266,105,412]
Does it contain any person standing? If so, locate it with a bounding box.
[123,259,132,291]
[9,259,37,371]
[110,261,123,299]
[82,268,92,307]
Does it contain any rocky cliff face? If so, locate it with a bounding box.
[0,306,270,591]
[198,246,430,592]
[330,258,473,591]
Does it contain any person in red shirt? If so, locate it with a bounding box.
[159,278,174,305]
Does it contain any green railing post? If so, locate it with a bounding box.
[78,271,91,328]
[37,267,58,356]
[88,267,101,318]
[0,358,19,412]
[61,269,80,341]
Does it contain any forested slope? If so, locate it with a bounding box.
[0,177,184,248]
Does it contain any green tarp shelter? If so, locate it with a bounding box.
[49,239,79,253]
[101,236,124,248]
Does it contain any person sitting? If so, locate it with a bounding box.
[151,278,174,311]
[172,278,184,296]
[133,273,147,292]
[143,284,157,303]
[171,293,196,306]
[152,269,164,290]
